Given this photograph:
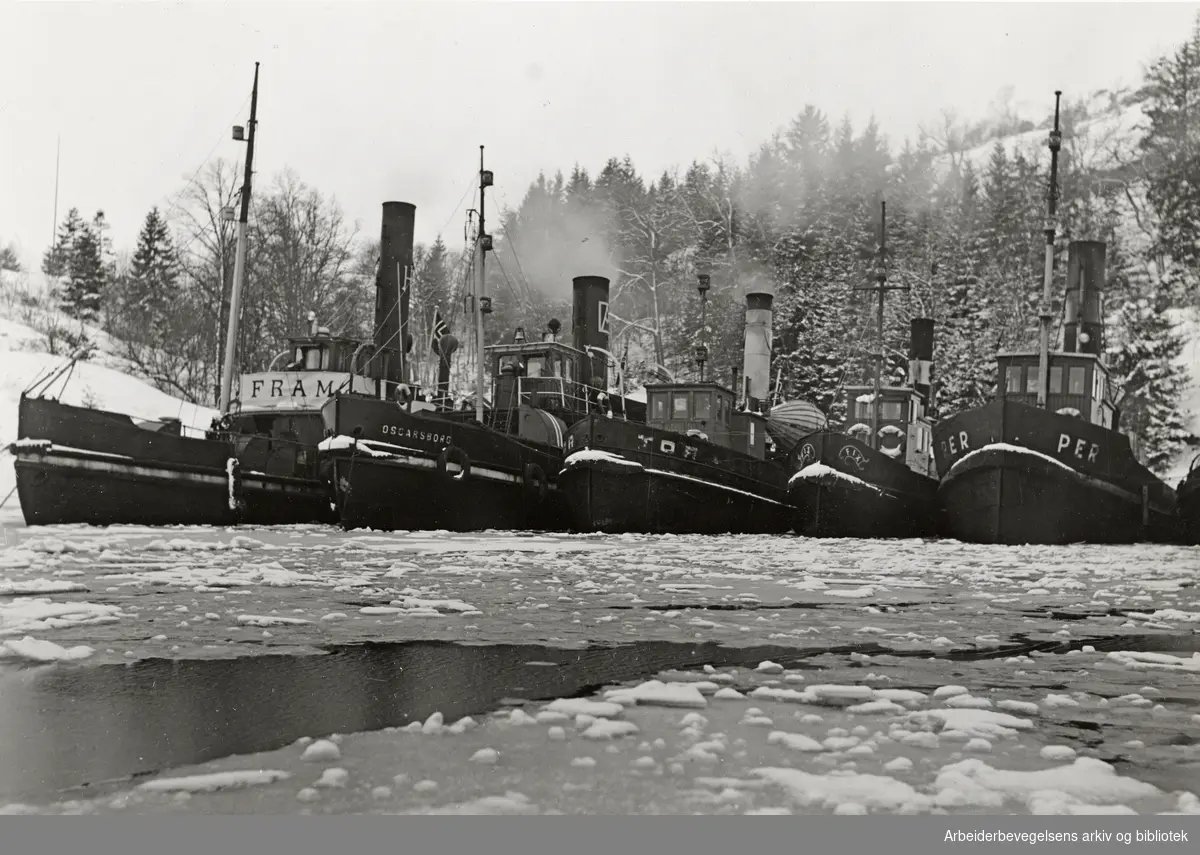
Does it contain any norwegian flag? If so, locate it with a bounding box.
[431,308,449,354]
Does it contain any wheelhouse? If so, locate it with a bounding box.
[844,384,934,475]
[644,382,768,460]
[996,351,1117,430]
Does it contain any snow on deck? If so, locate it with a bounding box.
[789,463,885,495]
[946,442,1082,479]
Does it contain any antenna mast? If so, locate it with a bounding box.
[219,62,261,415]
[51,136,61,258]
[853,200,909,450]
[1037,91,1064,410]
[474,145,493,424]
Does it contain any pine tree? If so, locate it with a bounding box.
[1139,12,1200,297]
[42,208,86,279]
[125,206,180,329]
[61,221,104,322]
[42,208,107,322]
[0,242,20,272]
[1109,289,1192,472]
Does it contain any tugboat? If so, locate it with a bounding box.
[1178,455,1200,545]
[8,63,355,527]
[556,270,795,534]
[788,201,940,539]
[932,92,1178,545]
[10,316,367,526]
[316,151,642,532]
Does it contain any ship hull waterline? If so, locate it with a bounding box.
[787,431,939,540]
[933,399,1178,546]
[9,395,336,528]
[555,414,794,535]
[558,461,793,535]
[317,393,572,533]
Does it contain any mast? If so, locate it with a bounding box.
[1037,90,1064,410]
[219,62,260,415]
[474,145,492,424]
[51,136,60,256]
[853,200,908,450]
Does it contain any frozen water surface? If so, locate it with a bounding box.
[0,524,1197,814]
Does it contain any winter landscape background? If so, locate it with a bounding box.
[4,15,1200,505]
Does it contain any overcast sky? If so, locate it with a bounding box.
[2,1,1198,271]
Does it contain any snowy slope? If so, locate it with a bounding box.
[934,95,1146,179]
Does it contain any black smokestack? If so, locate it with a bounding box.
[571,275,610,388]
[375,201,417,384]
[908,318,935,406]
[1064,240,1106,357]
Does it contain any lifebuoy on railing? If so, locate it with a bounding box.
[437,445,471,483]
[523,462,548,503]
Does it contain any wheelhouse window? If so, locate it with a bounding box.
[881,401,903,421]
[1006,365,1022,394]
[694,392,712,420]
[672,393,689,418]
[1068,366,1086,395]
[526,357,544,378]
[650,394,667,421]
[1049,365,1063,394]
[1024,365,1041,395]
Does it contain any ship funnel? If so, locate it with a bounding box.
[908,318,935,408]
[375,201,417,385]
[571,275,610,389]
[741,291,774,412]
[1064,240,1106,357]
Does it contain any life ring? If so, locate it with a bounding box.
[437,445,471,483]
[523,462,548,503]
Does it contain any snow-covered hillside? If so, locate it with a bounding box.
[0,270,215,523]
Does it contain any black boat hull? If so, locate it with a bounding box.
[11,396,335,528]
[933,399,1178,545]
[12,443,237,527]
[556,416,793,535]
[318,394,570,533]
[787,431,939,539]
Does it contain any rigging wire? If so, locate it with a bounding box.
[160,93,253,231]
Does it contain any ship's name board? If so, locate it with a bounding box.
[939,428,1102,466]
[1057,432,1101,463]
[379,425,452,446]
[938,430,972,461]
[238,372,353,409]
